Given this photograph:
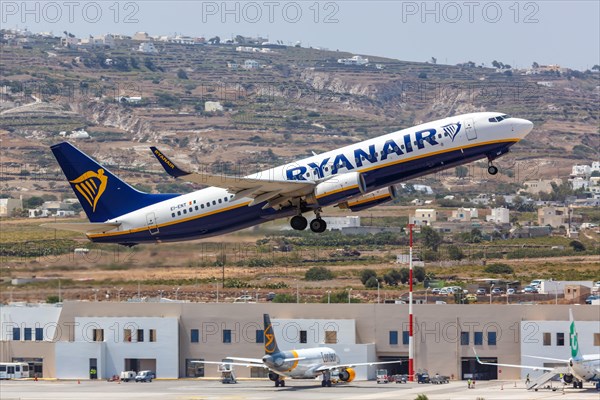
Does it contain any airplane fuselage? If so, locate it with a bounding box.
[84,112,532,245]
[263,347,339,379]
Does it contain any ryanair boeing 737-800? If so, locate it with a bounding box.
[46,112,533,245]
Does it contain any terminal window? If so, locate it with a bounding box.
[595,333,600,346]
[223,329,232,343]
[24,328,32,341]
[556,332,565,346]
[543,332,551,346]
[474,332,483,346]
[191,329,199,343]
[460,332,469,346]
[149,329,157,342]
[488,331,497,346]
[325,331,337,344]
[124,329,132,342]
[402,331,409,345]
[12,327,20,341]
[255,329,264,343]
[93,329,104,342]
[389,330,398,345]
[300,330,307,344]
[35,328,43,341]
[137,329,144,342]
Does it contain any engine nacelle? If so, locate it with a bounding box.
[306,172,366,207]
[338,368,356,382]
[268,372,280,382]
[562,373,574,384]
[338,186,397,212]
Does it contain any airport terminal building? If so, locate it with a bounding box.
[1,302,598,381]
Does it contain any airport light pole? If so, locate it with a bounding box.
[408,223,414,382]
[92,288,99,302]
[377,280,380,304]
[117,287,123,302]
[327,290,331,304]
[215,281,219,303]
[175,287,180,301]
[490,284,494,305]
[348,288,352,304]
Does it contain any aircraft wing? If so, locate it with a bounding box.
[150,147,315,207]
[474,349,555,371]
[41,222,121,233]
[315,360,402,372]
[224,357,265,364]
[191,360,268,368]
[523,355,570,363]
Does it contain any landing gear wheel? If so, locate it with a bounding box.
[290,215,308,231]
[310,218,327,233]
[275,380,280,387]
[487,165,498,175]
[326,380,332,387]
[280,380,285,387]
[321,380,326,387]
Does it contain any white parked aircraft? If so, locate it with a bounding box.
[475,309,600,390]
[194,314,401,387]
[47,112,532,245]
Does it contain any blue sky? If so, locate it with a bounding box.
[3,1,599,70]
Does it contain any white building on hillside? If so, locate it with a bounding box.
[486,207,510,224]
[410,209,437,226]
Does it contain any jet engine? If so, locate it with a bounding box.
[562,373,574,384]
[337,186,397,212]
[268,372,280,382]
[306,172,366,207]
[338,368,356,382]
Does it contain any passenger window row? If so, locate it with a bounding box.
[171,195,234,218]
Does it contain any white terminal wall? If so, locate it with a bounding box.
[54,316,179,379]
[0,304,62,341]
[520,320,599,379]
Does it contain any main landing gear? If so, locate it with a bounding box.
[487,161,498,175]
[290,210,327,233]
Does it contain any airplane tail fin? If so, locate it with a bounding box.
[569,309,583,361]
[51,142,180,222]
[263,314,281,355]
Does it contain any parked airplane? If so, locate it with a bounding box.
[474,309,600,390]
[47,112,533,245]
[194,314,401,387]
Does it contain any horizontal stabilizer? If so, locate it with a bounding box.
[41,222,121,233]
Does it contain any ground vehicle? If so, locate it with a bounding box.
[431,288,441,295]
[466,294,478,302]
[265,292,276,301]
[120,371,136,382]
[506,288,516,295]
[416,372,430,383]
[585,295,600,304]
[0,362,29,379]
[392,374,407,383]
[376,369,389,383]
[491,288,504,295]
[522,286,538,294]
[439,288,449,295]
[476,288,487,295]
[431,373,449,384]
[233,295,255,303]
[135,370,155,382]
[219,364,237,384]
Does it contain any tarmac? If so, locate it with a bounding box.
[1,379,599,400]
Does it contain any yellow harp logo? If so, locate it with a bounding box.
[69,169,108,212]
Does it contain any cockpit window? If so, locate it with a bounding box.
[488,114,511,123]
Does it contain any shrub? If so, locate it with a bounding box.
[570,240,586,252]
[365,276,379,288]
[360,269,377,284]
[272,293,296,303]
[483,263,514,274]
[305,266,334,281]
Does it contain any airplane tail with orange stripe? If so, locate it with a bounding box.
[51,142,180,222]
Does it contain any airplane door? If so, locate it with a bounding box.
[465,119,477,140]
[146,212,159,235]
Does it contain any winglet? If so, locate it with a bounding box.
[472,348,481,363]
[149,146,191,178]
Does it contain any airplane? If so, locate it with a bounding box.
[474,309,600,390]
[46,112,533,245]
[193,313,401,387]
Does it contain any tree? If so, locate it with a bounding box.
[305,266,334,281]
[365,276,379,288]
[592,65,600,71]
[447,245,464,260]
[323,290,361,303]
[360,269,377,285]
[24,196,44,208]
[532,61,539,69]
[483,263,514,274]
[421,226,442,251]
[177,69,189,80]
[569,241,586,252]
[418,72,428,79]
[383,269,403,286]
[46,295,60,304]
[492,60,502,69]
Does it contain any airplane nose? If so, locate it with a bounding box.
[513,118,533,138]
